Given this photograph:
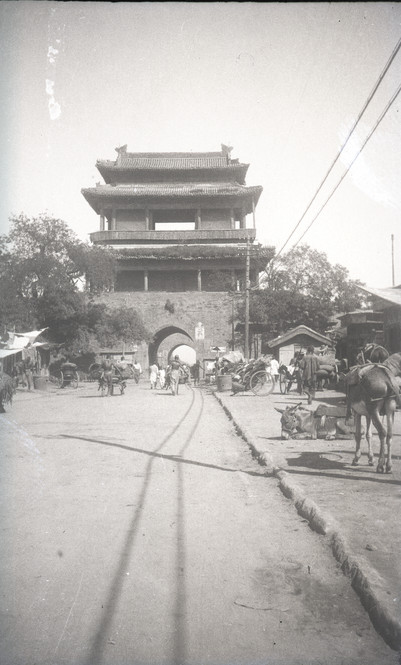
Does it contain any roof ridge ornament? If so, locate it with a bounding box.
[115,144,127,154]
[221,144,233,163]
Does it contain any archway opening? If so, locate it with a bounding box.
[171,345,196,366]
[148,325,194,366]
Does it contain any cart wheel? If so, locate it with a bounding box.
[279,372,287,394]
[250,370,274,396]
[57,371,64,389]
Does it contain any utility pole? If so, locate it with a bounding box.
[391,234,395,287]
[245,237,250,362]
[231,296,235,351]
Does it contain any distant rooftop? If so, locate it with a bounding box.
[359,285,401,307]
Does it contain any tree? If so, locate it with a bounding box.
[0,213,149,352]
[93,306,151,348]
[236,244,367,343]
[4,213,115,296]
[261,245,365,314]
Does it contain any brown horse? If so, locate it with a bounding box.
[348,352,401,473]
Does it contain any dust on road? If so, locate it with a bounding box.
[0,381,398,665]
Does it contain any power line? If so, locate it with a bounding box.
[292,81,401,247]
[274,35,401,260]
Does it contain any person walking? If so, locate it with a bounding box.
[23,356,34,391]
[269,357,279,391]
[192,360,202,386]
[101,355,120,396]
[169,355,185,396]
[158,367,166,389]
[299,346,320,405]
[133,359,142,384]
[149,363,159,390]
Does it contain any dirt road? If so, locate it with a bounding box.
[0,381,398,664]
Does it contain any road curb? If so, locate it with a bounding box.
[213,391,401,652]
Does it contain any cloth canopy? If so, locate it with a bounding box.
[0,348,21,359]
[5,328,48,350]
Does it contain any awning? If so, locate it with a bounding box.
[0,348,21,359]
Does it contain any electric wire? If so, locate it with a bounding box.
[292,81,401,248]
[274,35,401,260]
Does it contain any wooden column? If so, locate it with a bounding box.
[144,270,149,292]
[145,208,150,231]
[252,198,256,229]
[197,269,202,291]
[241,207,246,229]
[196,208,202,230]
[230,208,235,230]
[111,208,116,231]
[100,209,105,231]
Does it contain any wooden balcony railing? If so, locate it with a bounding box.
[90,229,257,244]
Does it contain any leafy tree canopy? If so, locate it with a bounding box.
[0,213,149,352]
[237,244,367,340]
[3,213,115,295]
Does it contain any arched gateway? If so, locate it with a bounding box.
[82,144,271,370]
[148,325,194,367]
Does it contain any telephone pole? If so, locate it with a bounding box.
[245,237,250,362]
[391,234,395,286]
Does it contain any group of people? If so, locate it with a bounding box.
[268,347,321,403]
[149,356,194,395]
[99,355,142,396]
[97,355,201,397]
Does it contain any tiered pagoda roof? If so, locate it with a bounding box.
[95,144,250,184]
[82,182,262,214]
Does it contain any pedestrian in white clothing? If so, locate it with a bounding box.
[149,363,158,390]
[158,367,166,388]
[270,357,280,390]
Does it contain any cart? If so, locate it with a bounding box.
[98,373,126,396]
[56,362,79,389]
[231,358,275,396]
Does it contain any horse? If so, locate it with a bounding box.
[348,352,401,473]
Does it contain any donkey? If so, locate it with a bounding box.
[348,352,401,473]
[356,343,389,365]
[277,402,360,441]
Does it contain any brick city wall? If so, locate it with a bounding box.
[95,291,236,368]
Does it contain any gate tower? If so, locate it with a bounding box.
[82,144,266,369]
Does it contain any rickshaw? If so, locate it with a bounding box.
[56,362,79,389]
[231,357,275,396]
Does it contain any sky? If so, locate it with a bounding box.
[0,1,400,289]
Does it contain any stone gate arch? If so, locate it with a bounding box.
[148,325,194,366]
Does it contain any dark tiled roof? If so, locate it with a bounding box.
[82,182,262,198]
[97,156,247,170]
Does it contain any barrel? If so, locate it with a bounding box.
[33,375,48,391]
[216,374,232,392]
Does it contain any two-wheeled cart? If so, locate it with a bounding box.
[56,362,79,389]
